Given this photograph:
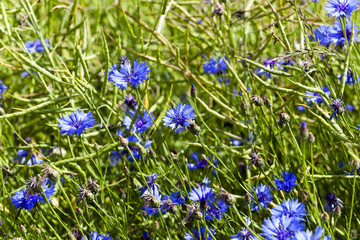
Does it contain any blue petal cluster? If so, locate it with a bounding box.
[14,149,52,166]
[294,226,331,240]
[337,70,359,85]
[231,217,258,240]
[274,171,297,192]
[163,103,196,133]
[90,231,112,240]
[203,56,229,74]
[324,0,359,18]
[123,110,153,134]
[58,110,96,136]
[25,39,50,54]
[184,226,215,240]
[329,20,359,46]
[271,199,307,219]
[250,183,273,211]
[261,216,305,240]
[0,80,8,98]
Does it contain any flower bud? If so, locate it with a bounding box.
[244,193,251,205]
[278,112,290,127]
[351,159,360,171]
[241,101,247,111]
[334,205,342,218]
[149,149,156,159]
[298,189,308,202]
[20,225,26,234]
[76,207,83,215]
[153,220,160,231]
[299,121,309,140]
[194,209,203,220]
[320,212,329,223]
[307,132,315,144]
[188,121,201,135]
[35,228,41,235]
[124,166,130,177]
[118,135,128,147]
[191,84,197,98]
[263,96,272,108]
[94,142,99,152]
[250,95,263,106]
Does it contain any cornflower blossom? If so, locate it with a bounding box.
[108,60,150,89]
[138,173,159,197]
[249,184,273,211]
[163,103,196,133]
[329,98,345,120]
[203,56,228,74]
[257,59,276,79]
[0,80,8,98]
[89,231,112,240]
[329,20,359,46]
[24,39,50,54]
[324,0,359,18]
[261,216,305,240]
[337,70,359,85]
[274,171,297,192]
[324,193,343,214]
[271,199,307,219]
[184,226,216,240]
[294,226,331,240]
[203,196,228,221]
[276,58,295,72]
[231,217,258,240]
[13,149,52,166]
[187,152,208,170]
[188,184,214,210]
[58,110,96,136]
[305,86,331,105]
[123,110,154,134]
[313,25,332,46]
[11,178,55,210]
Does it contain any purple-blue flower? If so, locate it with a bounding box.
[188,152,208,170]
[14,149,52,166]
[108,60,150,89]
[329,20,359,46]
[257,59,276,79]
[24,39,50,54]
[329,98,344,120]
[89,231,112,240]
[139,173,159,197]
[11,179,55,210]
[203,56,228,74]
[324,0,359,18]
[250,184,273,211]
[274,171,297,192]
[271,199,307,219]
[188,184,214,209]
[294,226,331,240]
[184,226,215,240]
[337,70,359,85]
[0,80,8,98]
[123,110,153,134]
[123,94,137,111]
[203,196,228,220]
[58,110,96,136]
[305,86,330,105]
[324,193,343,214]
[313,25,332,46]
[231,217,258,240]
[261,216,305,240]
[163,103,196,133]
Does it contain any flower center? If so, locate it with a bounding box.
[135,119,146,128]
[336,3,348,12]
[71,120,82,129]
[257,192,266,202]
[276,228,293,240]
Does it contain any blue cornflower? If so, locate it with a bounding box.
[139,173,159,197]
[313,25,332,46]
[230,138,243,146]
[346,104,355,111]
[188,152,208,170]
[324,193,343,214]
[203,56,228,74]
[329,20,359,46]
[14,149,52,166]
[324,0,359,18]
[274,171,297,192]
[123,110,153,134]
[204,196,228,220]
[108,60,150,89]
[312,0,320,2]
[58,110,96,136]
[89,231,111,240]
[231,217,258,240]
[337,70,359,85]
[163,103,196,133]
[257,59,276,79]
[184,226,215,240]
[0,80,8,98]
[11,178,55,210]
[276,58,295,72]
[168,191,186,205]
[297,105,306,111]
[305,86,331,105]
[188,184,214,210]
[143,186,166,216]
[109,151,121,165]
[24,39,50,54]
[261,216,305,240]
[250,184,273,211]
[329,98,345,120]
[294,226,331,240]
[271,199,307,219]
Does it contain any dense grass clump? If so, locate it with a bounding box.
[1,0,360,239]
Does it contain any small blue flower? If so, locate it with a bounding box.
[13,149,52,166]
[187,152,208,170]
[168,191,186,205]
[276,58,295,72]
[305,86,330,105]
[139,173,159,197]
[123,110,153,134]
[346,105,355,111]
[188,184,214,209]
[271,199,307,219]
[163,103,196,133]
[329,20,359,46]
[203,196,228,221]
[250,183,273,211]
[90,231,112,240]
[203,56,228,74]
[329,98,344,120]
[24,39,50,54]
[184,226,215,240]
[324,0,359,18]
[261,216,305,240]
[337,70,359,85]
[108,60,150,89]
[11,179,55,210]
[58,110,96,136]
[324,193,343,214]
[313,25,332,46]
[231,217,258,240]
[0,80,8,98]
[294,226,331,240]
[274,171,297,192]
[257,59,276,79]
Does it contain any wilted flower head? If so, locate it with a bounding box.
[163,103,196,133]
[324,0,359,18]
[248,151,263,170]
[58,110,96,136]
[274,171,297,192]
[108,60,150,89]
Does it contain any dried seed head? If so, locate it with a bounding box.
[263,95,272,108]
[86,177,100,193]
[218,189,236,205]
[298,189,308,202]
[351,159,360,171]
[250,95,263,106]
[248,151,264,170]
[42,164,59,183]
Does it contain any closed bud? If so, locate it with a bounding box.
[251,95,263,106]
[188,120,201,135]
[278,112,290,126]
[76,207,83,215]
[153,220,160,231]
[211,4,224,17]
[244,193,251,205]
[169,204,178,214]
[307,132,315,144]
[194,209,203,220]
[200,154,207,160]
[20,225,26,234]
[94,142,99,152]
[298,189,308,202]
[149,149,156,159]
[263,96,272,108]
[124,166,130,177]
[320,212,329,223]
[35,228,41,235]
[118,135,128,147]
[241,101,247,111]
[351,159,360,171]
[191,84,197,98]
[334,205,342,218]
[300,121,309,140]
